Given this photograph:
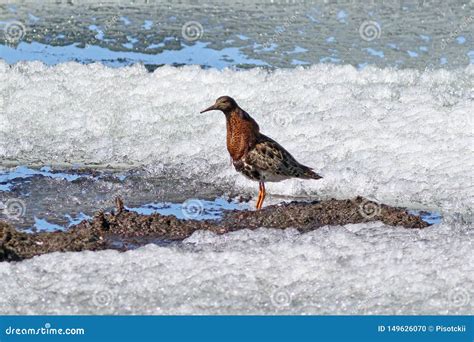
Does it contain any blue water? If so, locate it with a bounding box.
[127,197,248,221]
[0,41,269,69]
[0,165,249,232]
[0,1,472,70]
[24,197,247,233]
[0,166,105,191]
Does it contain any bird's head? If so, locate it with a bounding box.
[200,96,238,114]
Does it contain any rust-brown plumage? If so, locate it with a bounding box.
[201,96,322,209]
[225,107,259,161]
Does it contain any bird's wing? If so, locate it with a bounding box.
[245,135,321,179]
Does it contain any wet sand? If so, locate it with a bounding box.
[0,196,428,262]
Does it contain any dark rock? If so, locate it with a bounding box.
[0,196,429,262]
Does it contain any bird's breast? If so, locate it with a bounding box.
[226,115,256,161]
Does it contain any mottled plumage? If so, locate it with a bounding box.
[201,96,322,209]
[235,134,321,182]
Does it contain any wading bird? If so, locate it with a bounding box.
[201,96,322,209]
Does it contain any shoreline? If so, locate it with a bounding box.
[0,196,429,262]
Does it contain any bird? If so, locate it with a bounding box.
[200,96,322,210]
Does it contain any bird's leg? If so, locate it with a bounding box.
[255,184,262,209]
[261,182,266,208]
[256,181,266,210]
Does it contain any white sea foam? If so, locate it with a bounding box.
[1,61,472,215]
[0,222,472,314]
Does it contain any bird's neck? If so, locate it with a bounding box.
[225,107,260,161]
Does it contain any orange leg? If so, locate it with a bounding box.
[256,186,262,209]
[256,181,266,210]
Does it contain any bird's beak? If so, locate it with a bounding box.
[200,104,217,113]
